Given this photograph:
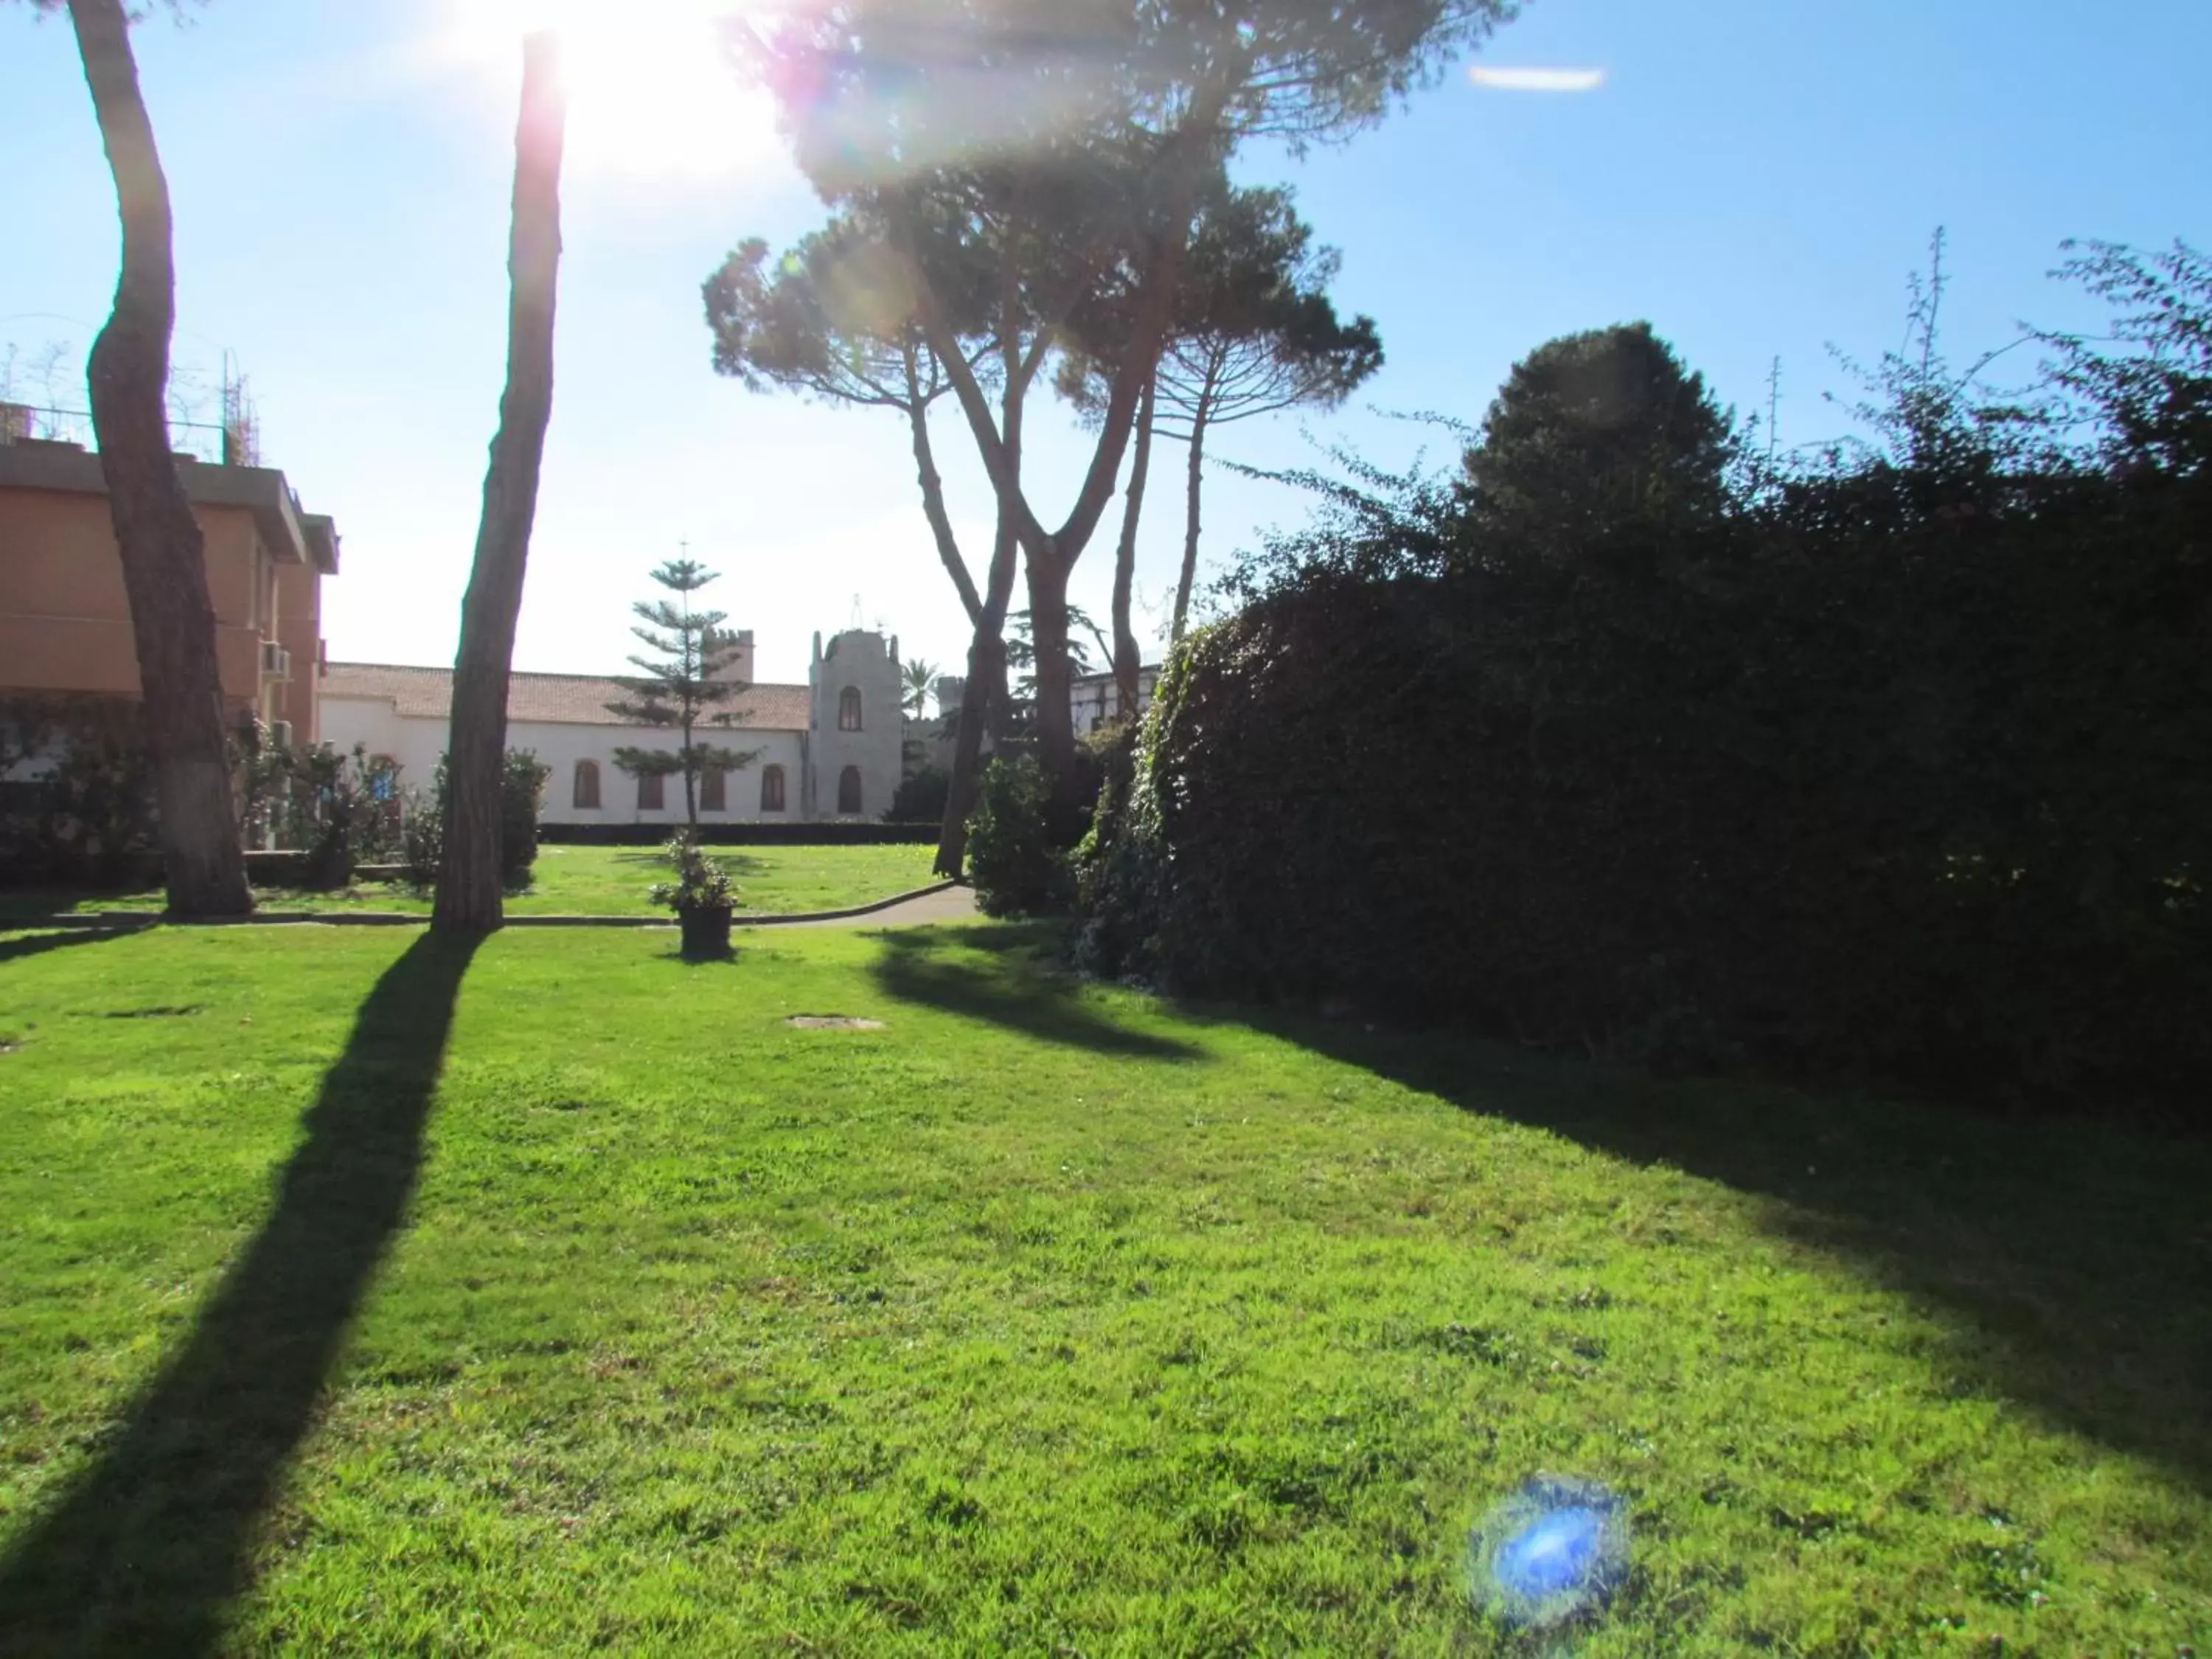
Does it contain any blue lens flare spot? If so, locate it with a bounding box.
[1467,1475,1630,1630]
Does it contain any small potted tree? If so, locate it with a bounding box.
[652,830,736,957]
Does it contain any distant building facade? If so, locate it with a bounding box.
[905,661,1166,779]
[0,434,337,744]
[1070,665,1163,735]
[320,627,908,826]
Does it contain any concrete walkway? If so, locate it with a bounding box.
[3,883,981,933]
[777,882,979,928]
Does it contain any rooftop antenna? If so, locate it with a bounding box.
[848,594,863,631]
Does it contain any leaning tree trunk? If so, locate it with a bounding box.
[935,513,1020,879]
[433,31,566,936]
[1108,368,1156,718]
[68,0,251,919]
[1170,393,1214,644]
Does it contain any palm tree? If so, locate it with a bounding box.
[902,658,940,721]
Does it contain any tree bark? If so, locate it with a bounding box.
[891,85,1236,799]
[1170,389,1214,644]
[1026,552,1078,788]
[67,0,251,919]
[933,512,1018,878]
[432,31,566,936]
[905,378,983,627]
[1110,367,1156,717]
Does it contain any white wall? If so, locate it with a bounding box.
[317,698,810,824]
[525,720,807,825]
[319,696,431,781]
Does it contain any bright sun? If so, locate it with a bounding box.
[439,0,782,182]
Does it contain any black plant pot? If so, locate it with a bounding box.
[678,903,734,958]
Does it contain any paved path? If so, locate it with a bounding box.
[2,883,982,933]
[776,883,980,928]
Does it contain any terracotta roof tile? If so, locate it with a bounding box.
[322,662,812,731]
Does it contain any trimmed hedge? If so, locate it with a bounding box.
[537,821,939,847]
[1079,495,2212,1120]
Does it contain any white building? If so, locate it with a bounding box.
[320,627,907,826]
[1070,664,1163,736]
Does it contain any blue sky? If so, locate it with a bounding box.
[4,0,2205,686]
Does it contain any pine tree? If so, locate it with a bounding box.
[607,559,758,827]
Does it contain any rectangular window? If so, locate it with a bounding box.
[700,766,726,813]
[639,771,664,810]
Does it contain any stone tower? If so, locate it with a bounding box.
[806,627,902,821]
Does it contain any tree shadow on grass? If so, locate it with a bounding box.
[0,923,156,965]
[1257,1011,2212,1495]
[868,928,1203,1062]
[0,931,481,1655]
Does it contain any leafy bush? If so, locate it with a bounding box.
[238,726,410,888]
[1082,252,2212,1120]
[0,699,157,887]
[967,756,1073,917]
[501,750,553,877]
[403,750,549,887]
[887,765,950,825]
[649,830,735,913]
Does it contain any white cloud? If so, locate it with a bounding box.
[1468,66,1607,93]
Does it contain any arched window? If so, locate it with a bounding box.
[573,759,600,810]
[838,686,863,731]
[759,765,786,813]
[638,770,664,810]
[700,765,726,813]
[837,765,863,815]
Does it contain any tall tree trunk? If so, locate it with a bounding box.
[1110,368,1156,717]
[934,512,1018,879]
[432,32,566,936]
[1026,552,1077,789]
[1170,392,1214,644]
[933,326,1030,882]
[900,91,1232,795]
[906,386,984,628]
[67,0,251,919]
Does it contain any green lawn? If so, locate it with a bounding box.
[1,922,2207,1655]
[0,841,940,921]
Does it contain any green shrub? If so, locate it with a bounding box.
[649,830,735,913]
[967,756,1072,917]
[406,750,549,887]
[886,765,950,825]
[500,750,552,877]
[1081,268,2212,1119]
[0,698,156,888]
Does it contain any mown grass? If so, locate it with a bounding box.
[0,841,940,921]
[0,922,2206,1655]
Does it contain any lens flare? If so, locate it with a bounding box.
[1467,1475,1630,1630]
[436,0,783,182]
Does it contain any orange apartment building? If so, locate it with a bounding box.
[0,435,338,745]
